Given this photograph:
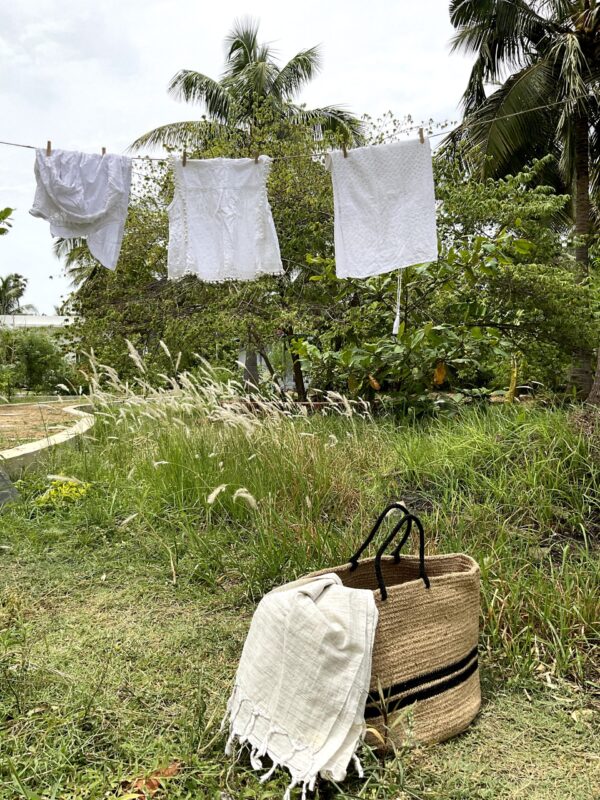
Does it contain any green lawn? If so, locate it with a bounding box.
[1,380,599,799]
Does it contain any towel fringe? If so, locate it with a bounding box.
[223,681,370,797]
[353,754,364,778]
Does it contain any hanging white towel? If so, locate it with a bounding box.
[30,149,132,270]
[167,155,283,282]
[326,139,437,279]
[224,573,378,798]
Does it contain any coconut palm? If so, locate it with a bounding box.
[131,18,362,150]
[0,274,36,315]
[53,238,97,288]
[448,0,600,397]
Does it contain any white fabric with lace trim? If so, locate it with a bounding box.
[30,148,132,271]
[167,155,283,282]
[223,573,378,799]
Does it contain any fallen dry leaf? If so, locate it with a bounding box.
[120,761,182,798]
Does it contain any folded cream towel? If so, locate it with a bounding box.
[224,573,378,798]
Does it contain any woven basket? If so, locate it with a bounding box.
[307,503,481,747]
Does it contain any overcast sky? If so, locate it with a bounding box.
[0,0,473,313]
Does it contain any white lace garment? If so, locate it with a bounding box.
[326,139,438,278]
[167,155,283,281]
[30,149,132,270]
[224,573,378,799]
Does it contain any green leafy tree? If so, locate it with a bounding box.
[0,328,74,395]
[12,329,74,393]
[131,18,362,151]
[0,208,13,236]
[447,0,600,397]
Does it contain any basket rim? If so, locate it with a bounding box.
[306,552,480,585]
[354,553,480,598]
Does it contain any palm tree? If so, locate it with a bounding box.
[131,18,362,150]
[448,0,600,398]
[0,274,36,315]
[53,238,98,288]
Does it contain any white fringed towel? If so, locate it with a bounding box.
[224,573,378,797]
[326,139,438,279]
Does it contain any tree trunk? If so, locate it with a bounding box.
[574,114,591,272]
[588,346,600,404]
[257,348,284,393]
[290,349,307,402]
[571,113,594,399]
[284,328,307,402]
[244,347,260,390]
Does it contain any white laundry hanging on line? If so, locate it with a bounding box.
[30,149,132,270]
[223,573,378,799]
[167,155,283,282]
[325,138,438,279]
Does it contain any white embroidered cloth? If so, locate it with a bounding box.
[167,155,283,282]
[326,139,438,278]
[224,573,378,798]
[30,149,132,270]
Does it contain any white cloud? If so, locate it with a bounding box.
[0,0,473,312]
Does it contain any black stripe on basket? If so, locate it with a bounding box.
[364,654,478,720]
[367,645,478,706]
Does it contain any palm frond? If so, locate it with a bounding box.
[167,70,231,121]
[549,32,591,105]
[129,120,230,151]
[272,47,323,100]
[229,59,280,101]
[537,1,577,24]
[224,18,263,76]
[53,237,87,263]
[461,57,488,114]
[455,59,559,178]
[284,104,364,144]
[450,0,548,81]
[0,273,29,315]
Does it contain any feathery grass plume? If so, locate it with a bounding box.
[159,340,172,361]
[232,487,258,510]
[46,474,84,485]
[207,484,228,504]
[125,340,146,374]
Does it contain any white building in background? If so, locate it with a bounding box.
[0,314,73,329]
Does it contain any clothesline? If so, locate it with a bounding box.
[0,90,595,163]
[0,129,426,162]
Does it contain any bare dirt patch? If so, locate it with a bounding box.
[0,403,77,450]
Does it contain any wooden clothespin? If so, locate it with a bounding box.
[342,142,348,158]
[418,128,425,144]
[101,147,106,156]
[46,140,52,156]
[182,148,187,167]
[254,152,259,164]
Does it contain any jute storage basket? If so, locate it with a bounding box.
[307,503,481,747]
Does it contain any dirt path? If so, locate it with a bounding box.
[0,402,77,449]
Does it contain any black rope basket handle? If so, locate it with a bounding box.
[348,502,411,570]
[348,503,430,600]
[375,513,430,600]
